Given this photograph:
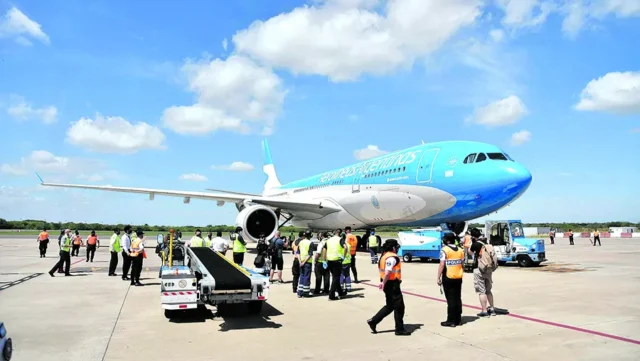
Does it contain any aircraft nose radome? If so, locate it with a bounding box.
[507,164,532,190]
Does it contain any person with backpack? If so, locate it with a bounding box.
[469,228,499,318]
[436,232,464,327]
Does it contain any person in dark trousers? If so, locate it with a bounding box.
[231,227,247,265]
[323,229,347,300]
[129,229,145,286]
[367,239,410,336]
[37,228,50,258]
[71,231,82,257]
[568,229,574,245]
[549,229,555,245]
[291,231,303,293]
[56,230,65,273]
[313,232,330,294]
[86,230,98,262]
[108,228,121,276]
[121,226,133,281]
[437,233,464,327]
[345,227,359,283]
[49,229,72,277]
[593,229,601,246]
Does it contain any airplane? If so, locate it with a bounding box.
[37,139,533,243]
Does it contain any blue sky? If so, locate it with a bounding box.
[1,0,639,226]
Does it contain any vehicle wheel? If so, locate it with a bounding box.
[403,254,412,263]
[164,309,173,319]
[3,338,12,361]
[248,301,263,314]
[517,256,532,267]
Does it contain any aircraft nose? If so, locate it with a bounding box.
[505,163,532,191]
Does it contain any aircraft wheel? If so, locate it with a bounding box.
[248,301,263,314]
[403,254,412,263]
[3,338,13,361]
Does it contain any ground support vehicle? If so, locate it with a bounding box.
[483,220,546,267]
[0,322,12,361]
[396,228,447,263]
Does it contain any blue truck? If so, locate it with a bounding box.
[397,220,546,267]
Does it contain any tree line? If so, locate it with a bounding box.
[1,218,637,233]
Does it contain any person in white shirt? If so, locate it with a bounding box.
[211,231,228,254]
[120,226,133,281]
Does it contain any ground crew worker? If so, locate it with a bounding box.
[340,242,353,293]
[345,226,359,283]
[211,231,228,254]
[322,229,348,300]
[296,230,314,298]
[549,229,555,245]
[313,232,330,294]
[56,230,65,273]
[189,229,206,247]
[568,229,574,245]
[291,231,303,293]
[593,229,601,246]
[367,229,381,264]
[86,230,98,262]
[37,228,49,258]
[437,233,464,327]
[121,226,133,281]
[71,231,82,257]
[367,239,409,335]
[129,229,145,287]
[108,228,121,276]
[49,229,72,277]
[231,227,247,265]
[462,231,472,262]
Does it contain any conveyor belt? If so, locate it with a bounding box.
[190,248,252,291]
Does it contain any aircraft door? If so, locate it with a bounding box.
[351,174,361,193]
[416,149,440,183]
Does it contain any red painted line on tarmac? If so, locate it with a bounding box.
[70,259,84,267]
[361,282,640,346]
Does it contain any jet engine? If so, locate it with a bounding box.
[235,205,278,243]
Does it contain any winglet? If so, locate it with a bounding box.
[35,172,44,184]
[262,139,273,165]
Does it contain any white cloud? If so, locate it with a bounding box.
[5,95,58,124]
[211,162,255,172]
[354,145,389,160]
[489,29,504,42]
[575,71,640,114]
[562,0,640,37]
[510,130,532,145]
[467,95,528,127]
[232,0,482,82]
[66,114,166,154]
[496,0,556,29]
[179,173,209,182]
[0,7,50,45]
[161,55,287,136]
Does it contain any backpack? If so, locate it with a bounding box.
[478,242,498,273]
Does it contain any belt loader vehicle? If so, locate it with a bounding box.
[157,232,270,319]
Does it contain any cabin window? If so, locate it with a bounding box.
[487,152,508,161]
[476,153,487,162]
[463,153,477,164]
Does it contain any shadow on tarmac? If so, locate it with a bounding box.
[376,323,424,335]
[217,302,283,331]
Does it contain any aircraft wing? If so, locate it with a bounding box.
[38,180,342,216]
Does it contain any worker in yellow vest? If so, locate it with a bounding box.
[189,229,207,247]
[367,229,381,264]
[340,242,352,293]
[231,227,247,266]
[313,232,330,295]
[437,232,464,327]
[129,229,145,287]
[108,228,121,276]
[345,227,359,283]
[367,239,409,336]
[49,229,72,277]
[296,230,314,298]
[321,229,348,300]
[290,231,303,293]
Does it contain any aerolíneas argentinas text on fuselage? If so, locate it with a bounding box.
[37,139,532,243]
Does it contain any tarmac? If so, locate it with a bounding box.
[0,235,639,361]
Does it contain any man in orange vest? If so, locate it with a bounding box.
[437,232,465,327]
[71,231,83,257]
[37,228,50,258]
[345,227,359,283]
[86,230,99,262]
[367,239,410,336]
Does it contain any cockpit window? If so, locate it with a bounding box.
[487,153,508,161]
[503,152,514,161]
[463,153,477,164]
[476,153,487,162]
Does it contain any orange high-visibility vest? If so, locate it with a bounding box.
[463,235,472,248]
[39,232,49,241]
[73,236,82,245]
[346,234,358,256]
[378,252,401,281]
[87,236,97,245]
[443,246,464,279]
